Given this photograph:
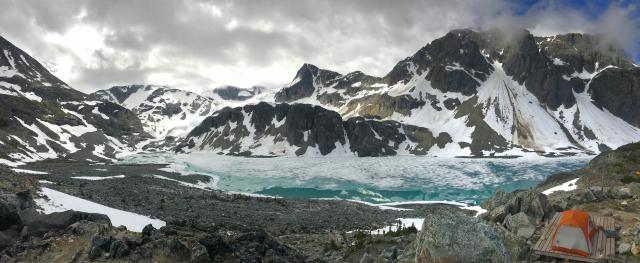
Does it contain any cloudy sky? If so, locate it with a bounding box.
[0,0,638,93]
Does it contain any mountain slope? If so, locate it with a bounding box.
[273,29,640,156]
[176,102,453,157]
[92,85,220,139]
[0,36,147,165]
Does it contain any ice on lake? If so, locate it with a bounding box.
[121,153,590,205]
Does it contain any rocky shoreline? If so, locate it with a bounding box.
[1,159,477,262]
[1,143,639,262]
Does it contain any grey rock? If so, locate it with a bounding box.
[587,186,606,200]
[88,246,102,260]
[385,247,398,260]
[90,234,112,250]
[167,238,190,259]
[483,189,553,224]
[516,227,535,239]
[199,233,231,258]
[506,191,552,222]
[503,212,533,231]
[0,231,12,251]
[359,252,375,263]
[109,239,130,258]
[0,201,21,230]
[22,210,109,237]
[619,242,631,254]
[613,187,632,199]
[627,182,640,196]
[190,243,209,263]
[488,205,509,224]
[571,188,596,203]
[414,206,511,263]
[142,224,156,237]
[503,212,535,239]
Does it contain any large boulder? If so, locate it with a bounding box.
[546,188,597,211]
[506,191,552,223]
[414,206,523,263]
[0,201,21,230]
[503,212,535,239]
[22,210,110,237]
[483,189,553,224]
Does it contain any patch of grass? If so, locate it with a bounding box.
[322,240,341,252]
[384,225,418,237]
[345,231,368,255]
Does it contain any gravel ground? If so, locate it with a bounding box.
[18,158,465,237]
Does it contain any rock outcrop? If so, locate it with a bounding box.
[413,206,527,263]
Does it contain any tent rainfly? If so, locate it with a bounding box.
[551,209,601,257]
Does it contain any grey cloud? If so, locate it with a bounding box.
[0,0,637,93]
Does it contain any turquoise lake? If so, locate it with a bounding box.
[121,153,590,206]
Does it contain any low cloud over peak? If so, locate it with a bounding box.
[1,0,638,93]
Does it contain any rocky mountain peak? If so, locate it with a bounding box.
[92,85,219,139]
[0,35,85,102]
[0,36,69,88]
[203,85,266,101]
[0,36,148,164]
[536,33,635,73]
[275,63,343,102]
[263,28,640,157]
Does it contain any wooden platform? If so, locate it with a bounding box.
[533,213,615,262]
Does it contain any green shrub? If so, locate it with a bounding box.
[322,240,341,252]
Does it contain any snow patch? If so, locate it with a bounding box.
[11,168,48,174]
[35,187,165,231]
[71,175,125,180]
[542,178,579,195]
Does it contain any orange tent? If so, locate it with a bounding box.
[551,209,599,257]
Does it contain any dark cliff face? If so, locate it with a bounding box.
[589,67,640,127]
[536,33,635,73]
[391,29,494,96]
[177,102,456,157]
[0,36,147,162]
[275,28,638,116]
[275,64,338,102]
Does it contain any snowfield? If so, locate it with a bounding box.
[11,168,48,174]
[35,187,166,232]
[71,175,126,180]
[542,178,580,195]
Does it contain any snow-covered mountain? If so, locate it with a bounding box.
[175,102,452,157]
[92,85,220,139]
[182,29,640,157]
[0,36,148,166]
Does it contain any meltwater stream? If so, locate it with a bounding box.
[121,153,590,205]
